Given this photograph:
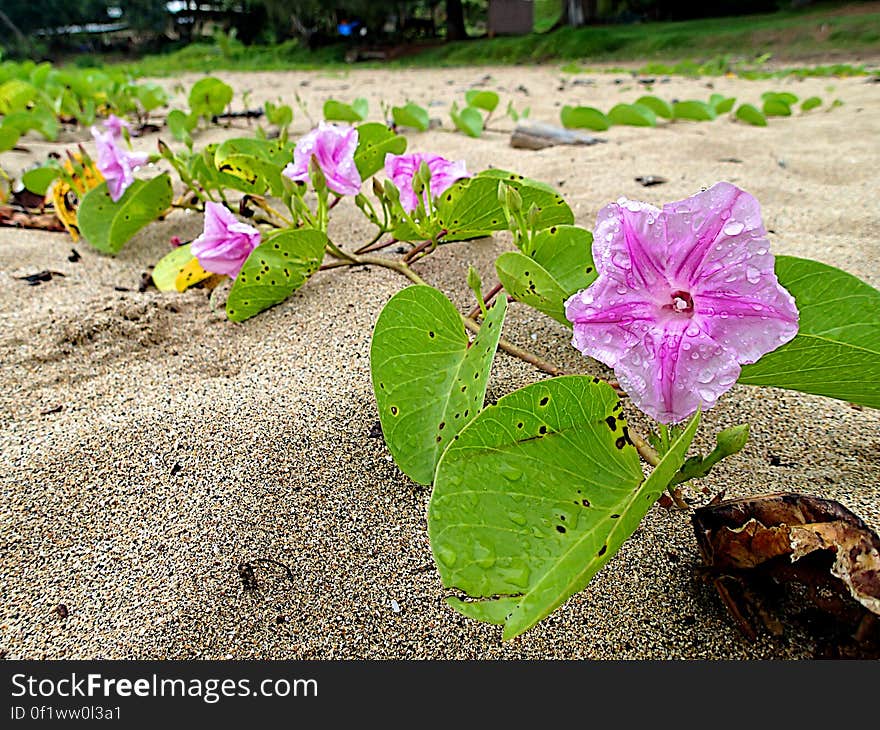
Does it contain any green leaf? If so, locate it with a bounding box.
[0,79,39,114]
[78,174,173,255]
[739,256,880,409]
[167,109,196,144]
[214,137,294,196]
[152,243,197,292]
[436,171,573,242]
[135,83,168,112]
[669,424,748,487]
[465,90,499,113]
[451,103,484,138]
[762,98,791,117]
[495,253,570,325]
[323,98,367,122]
[709,95,736,114]
[607,103,656,127]
[429,376,699,639]
[560,105,610,131]
[496,225,596,325]
[353,122,407,179]
[265,101,293,128]
[735,103,767,126]
[225,229,327,323]
[761,91,798,106]
[22,165,59,196]
[371,286,507,485]
[801,96,822,112]
[188,77,233,119]
[391,102,429,132]
[635,95,673,119]
[672,100,716,121]
[0,124,21,153]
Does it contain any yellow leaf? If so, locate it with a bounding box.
[175,256,215,292]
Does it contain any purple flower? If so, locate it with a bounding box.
[102,114,131,138]
[91,127,149,202]
[565,182,799,424]
[384,152,470,213]
[190,202,261,279]
[282,122,361,196]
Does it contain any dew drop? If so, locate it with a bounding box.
[437,547,457,567]
[746,266,762,284]
[508,512,527,526]
[697,369,715,384]
[698,387,717,402]
[723,221,745,236]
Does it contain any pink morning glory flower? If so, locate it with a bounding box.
[565,182,799,424]
[190,202,261,279]
[282,122,361,196]
[384,152,470,213]
[91,126,149,202]
[102,114,131,138]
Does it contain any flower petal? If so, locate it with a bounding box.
[593,199,666,291]
[615,320,741,424]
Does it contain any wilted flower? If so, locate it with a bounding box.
[102,114,131,138]
[384,152,469,213]
[565,182,799,424]
[282,122,361,196]
[190,202,261,279]
[91,127,149,202]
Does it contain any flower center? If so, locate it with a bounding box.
[665,290,694,316]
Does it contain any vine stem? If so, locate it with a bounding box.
[318,250,662,467]
[467,281,503,319]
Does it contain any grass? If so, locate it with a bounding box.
[119,4,880,78]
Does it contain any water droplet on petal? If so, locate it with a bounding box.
[723,221,745,236]
[746,266,762,284]
[698,387,717,402]
[697,369,715,384]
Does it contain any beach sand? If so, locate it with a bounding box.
[1,65,878,659]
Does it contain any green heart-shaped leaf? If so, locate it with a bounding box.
[560,105,610,131]
[78,174,173,255]
[763,98,791,117]
[607,103,656,127]
[225,228,327,323]
[735,103,767,126]
[430,376,699,639]
[371,286,507,485]
[673,100,716,121]
[635,95,673,119]
[451,104,484,138]
[465,90,499,113]
[323,98,367,123]
[392,103,430,132]
[188,77,233,119]
[739,255,880,409]
[801,96,822,112]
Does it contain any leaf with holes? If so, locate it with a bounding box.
[371,286,507,485]
[465,90,499,113]
[392,102,430,132]
[225,228,326,323]
[429,376,699,639]
[560,105,610,131]
[738,256,880,409]
[214,137,294,196]
[152,243,198,292]
[496,225,597,324]
[353,122,407,179]
[77,174,173,255]
[436,171,573,242]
